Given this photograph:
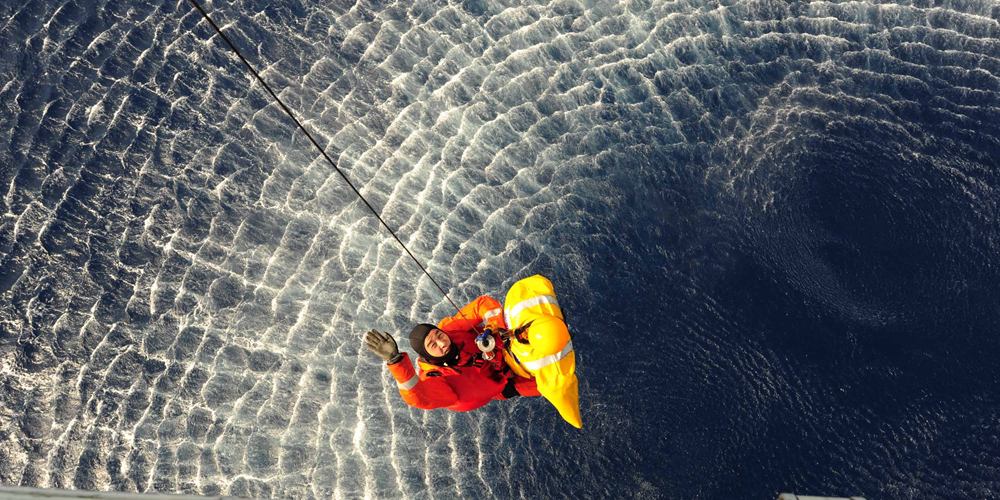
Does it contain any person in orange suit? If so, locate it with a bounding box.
[364,296,540,411]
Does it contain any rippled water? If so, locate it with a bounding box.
[2,0,1000,498]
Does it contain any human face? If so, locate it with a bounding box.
[424,328,452,358]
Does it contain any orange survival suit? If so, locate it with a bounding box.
[386,296,540,411]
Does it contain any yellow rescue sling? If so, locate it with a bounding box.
[503,275,582,428]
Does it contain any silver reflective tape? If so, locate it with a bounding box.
[396,375,418,391]
[506,295,559,325]
[521,340,574,371]
[483,308,502,324]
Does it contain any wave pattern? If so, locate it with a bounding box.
[2,0,1000,498]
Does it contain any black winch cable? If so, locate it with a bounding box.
[185,0,468,317]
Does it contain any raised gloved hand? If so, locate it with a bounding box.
[364,329,402,364]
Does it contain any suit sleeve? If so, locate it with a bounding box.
[386,353,458,410]
[437,295,506,332]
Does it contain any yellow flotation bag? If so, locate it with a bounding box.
[503,275,581,428]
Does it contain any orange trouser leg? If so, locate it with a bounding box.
[513,375,541,397]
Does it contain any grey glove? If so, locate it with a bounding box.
[364,329,402,364]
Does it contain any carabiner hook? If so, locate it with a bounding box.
[476,328,496,360]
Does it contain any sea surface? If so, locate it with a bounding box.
[2,0,1000,498]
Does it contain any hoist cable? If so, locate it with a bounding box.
[185,0,467,317]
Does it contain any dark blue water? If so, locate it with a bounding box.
[3,0,1000,498]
